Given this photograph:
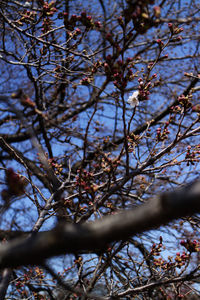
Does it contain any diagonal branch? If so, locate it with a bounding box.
[0,137,53,191]
[0,179,200,268]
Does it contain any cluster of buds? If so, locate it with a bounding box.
[123,0,158,33]
[154,252,189,271]
[177,94,192,111]
[105,56,133,72]
[103,55,116,78]
[42,17,53,33]
[80,11,94,29]
[150,236,163,256]
[153,257,176,271]
[131,4,151,34]
[126,67,134,81]
[62,13,79,29]
[15,280,28,298]
[168,23,184,35]
[48,158,63,174]
[180,239,200,253]
[15,280,24,290]
[62,11,101,32]
[76,170,97,194]
[100,155,120,174]
[94,21,101,28]
[39,153,63,174]
[153,257,167,268]
[156,39,164,50]
[151,238,194,270]
[65,27,82,39]
[80,76,93,86]
[156,121,170,141]
[42,1,57,17]
[1,168,28,203]
[17,10,36,25]
[91,60,101,74]
[170,105,182,114]
[138,77,151,101]
[185,146,196,166]
[127,134,139,151]
[113,72,127,89]
[34,266,45,280]
[40,2,57,33]
[175,251,190,268]
[167,23,183,43]
[109,59,136,90]
[79,61,101,85]
[15,268,34,295]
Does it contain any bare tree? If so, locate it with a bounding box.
[0,0,200,299]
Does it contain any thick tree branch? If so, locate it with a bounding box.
[0,179,200,268]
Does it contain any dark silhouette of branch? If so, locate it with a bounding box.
[0,179,200,268]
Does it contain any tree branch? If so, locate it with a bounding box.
[0,179,200,268]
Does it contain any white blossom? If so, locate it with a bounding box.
[127,91,139,108]
[24,1,31,7]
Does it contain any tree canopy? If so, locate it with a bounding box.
[0,0,200,299]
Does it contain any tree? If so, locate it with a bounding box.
[0,0,200,298]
